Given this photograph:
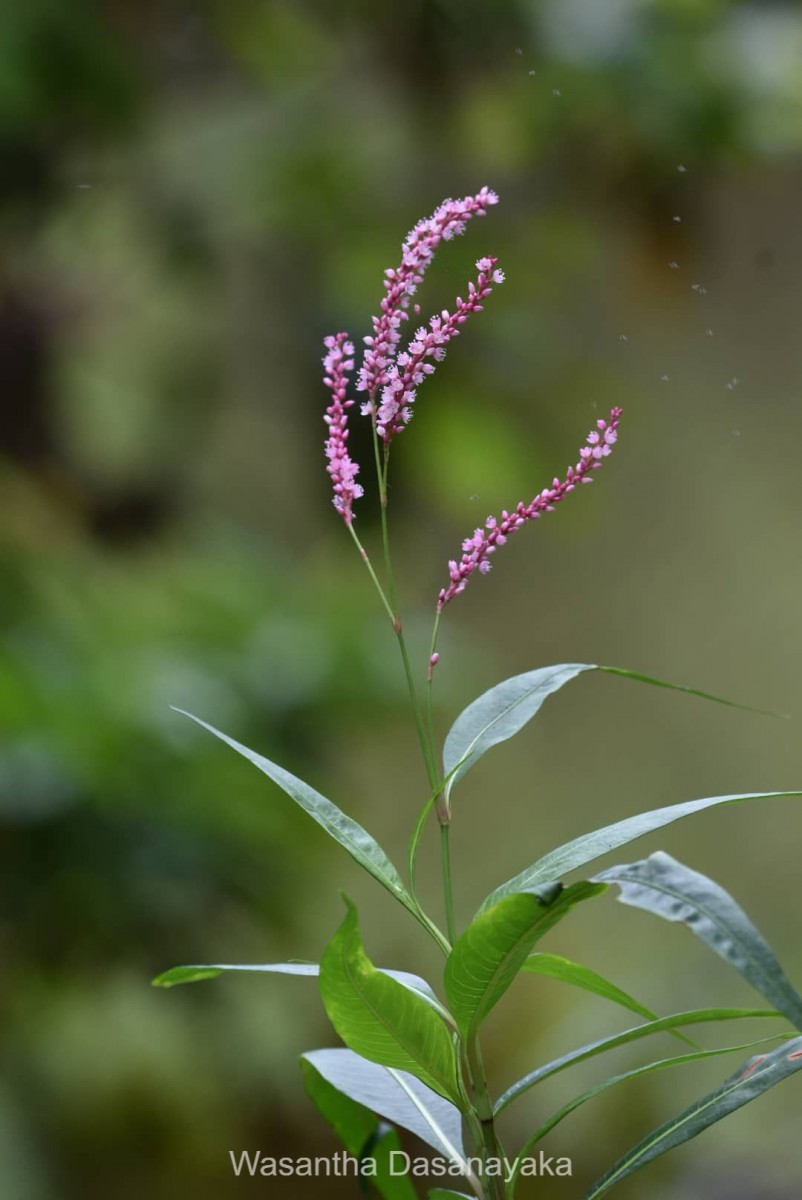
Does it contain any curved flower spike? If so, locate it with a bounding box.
[437,408,623,610]
[358,188,499,403]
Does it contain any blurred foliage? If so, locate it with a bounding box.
[2,1,802,1197]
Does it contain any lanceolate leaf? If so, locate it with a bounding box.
[585,1037,802,1198]
[444,882,606,1038]
[319,899,460,1104]
[480,791,802,913]
[302,1049,467,1164]
[441,663,778,809]
[442,664,592,805]
[495,1006,784,1113]
[151,962,451,1020]
[595,852,802,1029]
[301,1057,417,1200]
[522,953,663,1024]
[429,1193,474,1198]
[173,708,415,916]
[508,1033,790,1189]
[522,952,698,1049]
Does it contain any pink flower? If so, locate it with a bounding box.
[376,257,505,441]
[358,188,499,403]
[437,408,623,610]
[323,333,363,524]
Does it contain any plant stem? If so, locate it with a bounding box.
[466,1037,506,1200]
[346,524,395,626]
[426,610,442,778]
[439,823,457,945]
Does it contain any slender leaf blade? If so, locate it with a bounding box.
[585,1037,802,1198]
[442,664,592,804]
[151,962,449,1018]
[302,1049,466,1163]
[173,708,414,914]
[441,663,776,808]
[510,1033,791,1185]
[445,882,606,1037]
[319,899,460,1104]
[597,666,788,718]
[495,1007,784,1113]
[595,852,802,1029]
[522,953,660,1023]
[301,1057,417,1200]
[481,791,802,912]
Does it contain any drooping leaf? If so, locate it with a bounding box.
[522,952,699,1050]
[302,1049,466,1164]
[319,899,460,1104]
[442,664,592,806]
[481,791,802,912]
[522,953,662,1023]
[585,1037,802,1198]
[595,852,802,1029]
[301,1058,417,1200]
[173,709,415,915]
[444,882,606,1038]
[151,961,450,1020]
[507,1033,790,1190]
[441,664,779,810]
[494,1006,784,1113]
[596,666,787,718]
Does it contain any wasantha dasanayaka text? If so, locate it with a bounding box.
[229,1149,573,1181]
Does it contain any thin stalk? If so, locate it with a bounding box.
[466,1037,506,1200]
[426,610,442,780]
[370,416,440,789]
[345,524,395,626]
[440,824,457,945]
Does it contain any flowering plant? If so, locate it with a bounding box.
[155,191,802,1198]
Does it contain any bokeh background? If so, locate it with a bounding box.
[2,1,802,1197]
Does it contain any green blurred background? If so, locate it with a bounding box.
[2,1,802,1197]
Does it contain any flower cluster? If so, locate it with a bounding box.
[437,408,623,611]
[376,256,505,440]
[323,333,363,525]
[358,188,499,403]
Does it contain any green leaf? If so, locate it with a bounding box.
[302,1049,466,1164]
[585,1037,802,1198]
[319,899,461,1104]
[507,1033,790,1190]
[301,1058,417,1200]
[441,663,779,812]
[522,952,699,1050]
[442,664,592,807]
[172,708,415,915]
[597,665,788,718]
[151,961,451,1019]
[522,953,662,1023]
[481,791,802,913]
[444,882,606,1038]
[429,1193,473,1198]
[595,852,802,1029]
[495,1006,784,1114]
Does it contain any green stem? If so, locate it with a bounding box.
[346,523,395,626]
[367,405,456,945]
[426,610,442,779]
[466,1037,506,1200]
[440,823,457,945]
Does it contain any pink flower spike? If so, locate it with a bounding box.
[376,256,504,442]
[323,332,363,525]
[436,408,623,611]
[358,188,499,402]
